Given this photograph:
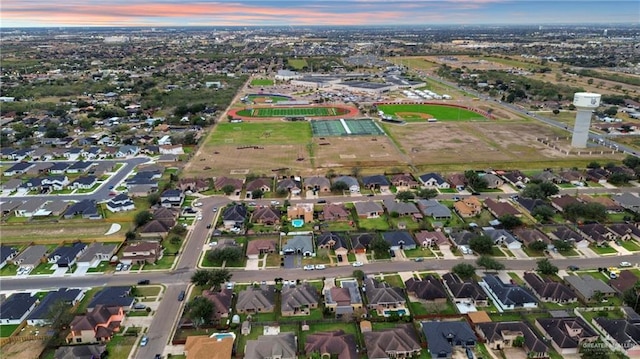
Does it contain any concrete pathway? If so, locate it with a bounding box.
[245,258,260,270]
[439,247,456,259]
[510,248,529,259]
[608,240,632,255]
[398,271,416,283]
[579,247,600,258]
[355,252,369,264]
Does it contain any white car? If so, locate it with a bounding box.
[303,265,315,271]
[197,215,203,221]
[352,261,363,267]
[620,261,632,267]
[314,264,326,270]
[193,202,202,207]
[212,207,218,212]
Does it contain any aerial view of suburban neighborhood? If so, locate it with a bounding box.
[1,4,640,359]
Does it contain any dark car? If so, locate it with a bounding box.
[389,250,396,258]
[137,279,150,285]
[567,265,579,271]
[206,224,212,229]
[154,355,162,359]
[178,290,186,301]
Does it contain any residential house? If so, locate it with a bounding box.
[282,235,314,257]
[609,270,640,294]
[316,232,349,258]
[48,162,70,175]
[350,233,375,254]
[502,170,529,188]
[363,324,421,359]
[70,176,97,190]
[178,178,209,193]
[442,273,488,307]
[66,161,93,174]
[536,317,598,355]
[184,335,233,359]
[321,203,350,221]
[613,193,640,213]
[0,246,18,269]
[235,285,276,314]
[66,305,124,344]
[54,344,107,359]
[477,321,548,358]
[4,162,35,176]
[201,288,233,321]
[106,194,135,212]
[11,245,48,270]
[158,145,184,155]
[244,332,297,359]
[222,204,247,229]
[246,239,276,259]
[245,178,272,198]
[449,230,475,255]
[587,168,609,184]
[447,173,467,191]
[76,243,118,269]
[324,280,363,317]
[14,198,48,218]
[27,288,84,325]
[304,176,331,193]
[214,176,244,194]
[121,241,161,265]
[577,223,614,244]
[281,283,319,316]
[405,275,447,303]
[48,242,87,268]
[414,231,449,249]
[416,199,452,220]
[551,226,588,249]
[454,196,482,218]
[354,201,384,219]
[42,200,69,216]
[277,178,302,196]
[563,275,616,303]
[481,274,538,310]
[382,231,416,251]
[0,292,38,325]
[116,145,139,157]
[550,195,580,212]
[41,175,70,191]
[139,207,177,238]
[333,176,360,193]
[523,272,577,303]
[251,206,281,225]
[87,287,134,312]
[592,318,640,357]
[532,170,563,184]
[608,223,640,240]
[362,175,390,191]
[515,197,548,214]
[363,277,406,315]
[421,321,476,359]
[63,148,83,161]
[305,330,358,359]
[483,198,520,217]
[482,173,504,189]
[483,228,522,250]
[418,172,450,189]
[1,178,23,195]
[63,199,100,219]
[513,228,551,248]
[390,174,419,190]
[159,189,184,208]
[287,203,314,223]
[383,200,421,218]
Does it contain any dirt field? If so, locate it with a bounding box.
[0,222,115,243]
[1,340,46,359]
[313,136,407,170]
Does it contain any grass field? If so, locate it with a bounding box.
[250,79,274,86]
[246,94,292,103]
[0,222,116,243]
[207,122,311,145]
[287,58,308,70]
[377,104,485,121]
[236,106,348,118]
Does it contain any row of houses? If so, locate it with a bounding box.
[0,144,181,163]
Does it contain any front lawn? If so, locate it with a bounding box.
[590,244,618,255]
[381,274,405,288]
[201,250,246,268]
[135,286,162,297]
[357,216,390,231]
[105,334,137,359]
[403,248,436,258]
[522,246,544,257]
[31,262,56,275]
[141,255,175,270]
[621,240,640,252]
[86,261,110,273]
[489,246,506,257]
[0,264,18,276]
[0,324,19,337]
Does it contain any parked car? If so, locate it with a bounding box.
[115,263,123,271]
[212,207,218,212]
[609,272,618,279]
[133,303,147,310]
[317,199,327,204]
[567,265,580,271]
[414,257,424,262]
[303,265,315,271]
[140,336,148,347]
[178,290,186,301]
[352,261,363,267]
[314,264,326,270]
[389,250,396,258]
[620,261,632,267]
[138,279,150,285]
[270,200,280,205]
[206,224,212,229]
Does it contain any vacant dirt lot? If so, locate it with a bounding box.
[0,222,115,243]
[313,136,407,170]
[1,340,46,359]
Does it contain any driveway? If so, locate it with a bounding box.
[579,247,600,258]
[245,258,260,271]
[354,253,369,264]
[510,248,529,259]
[72,265,90,276]
[51,267,69,277]
[439,247,456,259]
[283,254,301,269]
[608,240,631,255]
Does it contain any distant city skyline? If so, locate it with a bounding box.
[2,0,639,28]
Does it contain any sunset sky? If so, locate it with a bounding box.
[2,0,638,28]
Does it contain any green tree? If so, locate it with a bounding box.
[209,269,232,290]
[528,241,547,252]
[395,191,415,202]
[476,255,505,270]
[469,235,493,255]
[330,181,349,193]
[513,336,525,347]
[531,205,555,222]
[370,237,391,259]
[191,269,213,287]
[603,106,618,116]
[208,247,243,264]
[522,182,558,199]
[623,155,640,169]
[553,240,573,252]
[498,214,522,229]
[622,281,640,313]
[251,189,264,199]
[187,297,213,329]
[464,170,488,191]
[563,202,607,223]
[607,172,633,185]
[125,230,138,241]
[452,263,476,280]
[147,192,161,206]
[536,258,559,275]
[352,270,365,281]
[134,210,153,227]
[415,188,438,199]
[587,161,601,169]
[221,184,236,195]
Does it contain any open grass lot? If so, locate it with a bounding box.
[0,222,119,243]
[207,122,312,146]
[377,104,486,121]
[287,58,308,70]
[382,120,623,171]
[250,79,274,86]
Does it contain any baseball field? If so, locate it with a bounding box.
[377,103,487,121]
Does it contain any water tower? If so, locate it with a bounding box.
[571,92,601,148]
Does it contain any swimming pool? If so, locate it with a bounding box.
[291,219,304,228]
[383,309,408,317]
[211,332,236,341]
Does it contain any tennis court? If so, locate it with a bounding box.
[311,119,386,137]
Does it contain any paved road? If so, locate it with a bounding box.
[1,157,151,202]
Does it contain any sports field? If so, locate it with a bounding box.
[377,104,486,121]
[310,119,385,136]
[207,122,312,145]
[246,93,292,103]
[250,79,274,86]
[236,106,350,118]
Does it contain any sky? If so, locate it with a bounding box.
[2,0,639,28]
